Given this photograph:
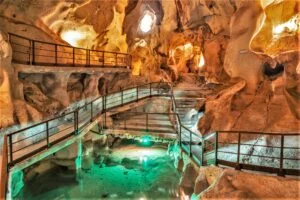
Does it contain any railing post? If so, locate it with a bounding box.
[102,97,105,113]
[55,44,58,65]
[215,131,218,165]
[8,135,13,164]
[189,131,192,157]
[88,50,90,66]
[278,135,285,176]
[236,132,241,170]
[121,87,123,106]
[102,52,105,67]
[136,86,139,102]
[32,40,35,65]
[159,81,161,95]
[86,49,89,66]
[90,102,93,122]
[46,121,50,148]
[115,53,118,66]
[26,36,30,64]
[74,110,78,134]
[72,47,75,66]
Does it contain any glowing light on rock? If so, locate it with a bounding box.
[272,15,299,36]
[60,30,86,47]
[184,43,193,50]
[183,43,193,59]
[139,135,152,145]
[198,53,205,68]
[140,13,154,33]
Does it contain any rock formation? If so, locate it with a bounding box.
[0,0,298,134]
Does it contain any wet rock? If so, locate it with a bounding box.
[82,155,93,170]
[11,170,24,197]
[121,158,139,170]
[180,163,198,188]
[194,172,209,195]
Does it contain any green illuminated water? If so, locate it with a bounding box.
[19,140,181,199]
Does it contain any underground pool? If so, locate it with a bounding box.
[17,139,182,199]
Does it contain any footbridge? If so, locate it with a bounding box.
[0,33,299,199]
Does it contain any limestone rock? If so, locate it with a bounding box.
[180,163,198,188]
[194,172,209,195]
[0,31,14,129]
[201,169,299,200]
[223,0,264,92]
[23,82,62,115]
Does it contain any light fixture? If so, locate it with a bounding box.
[140,12,154,33]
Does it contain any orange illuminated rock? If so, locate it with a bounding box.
[250,0,299,57]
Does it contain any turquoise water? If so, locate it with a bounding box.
[18,140,181,199]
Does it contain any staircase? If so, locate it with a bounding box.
[104,112,177,139]
[173,88,205,129]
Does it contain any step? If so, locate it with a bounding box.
[108,127,176,134]
[114,121,173,128]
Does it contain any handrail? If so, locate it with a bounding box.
[1,81,299,200]
[4,81,171,166]
[215,130,299,136]
[202,131,300,176]
[5,82,163,137]
[8,33,132,68]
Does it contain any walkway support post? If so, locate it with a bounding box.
[278,135,285,176]
[215,131,218,165]
[8,135,13,165]
[46,121,50,148]
[90,102,93,122]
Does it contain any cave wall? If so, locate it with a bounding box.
[199,0,300,134]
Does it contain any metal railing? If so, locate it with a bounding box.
[8,33,132,68]
[169,85,203,165]
[1,80,299,200]
[201,131,300,176]
[106,112,178,135]
[4,81,170,167]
